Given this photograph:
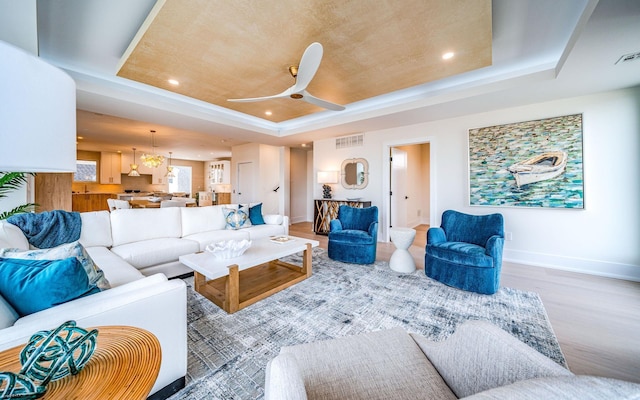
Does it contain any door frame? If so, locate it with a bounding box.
[381,136,437,242]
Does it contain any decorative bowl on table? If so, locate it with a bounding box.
[148,197,162,203]
[205,239,252,259]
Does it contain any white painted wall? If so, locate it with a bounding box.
[314,87,640,281]
[0,0,38,55]
[0,0,36,216]
[231,143,289,216]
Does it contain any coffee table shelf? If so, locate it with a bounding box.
[180,236,319,313]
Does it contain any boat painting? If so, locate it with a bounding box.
[507,151,568,188]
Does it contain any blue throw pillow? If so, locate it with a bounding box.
[0,241,110,290]
[224,208,251,230]
[0,257,100,316]
[241,203,266,225]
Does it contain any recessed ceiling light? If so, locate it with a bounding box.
[301,143,307,147]
[77,136,83,140]
[442,52,454,60]
[265,111,272,116]
[168,79,179,85]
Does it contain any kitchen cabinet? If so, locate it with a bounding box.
[151,167,168,185]
[215,192,231,205]
[100,152,121,184]
[205,160,230,190]
[72,193,116,212]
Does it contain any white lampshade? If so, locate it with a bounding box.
[0,40,76,172]
[317,171,339,184]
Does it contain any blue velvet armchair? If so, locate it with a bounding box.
[425,210,504,295]
[328,205,378,264]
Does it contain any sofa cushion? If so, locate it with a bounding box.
[0,257,100,316]
[462,376,640,399]
[0,294,19,329]
[224,208,251,230]
[263,214,283,225]
[110,238,199,269]
[265,353,308,400]
[180,205,227,236]
[182,230,249,252]
[279,327,456,400]
[85,246,144,287]
[0,241,110,290]
[79,210,112,247]
[245,224,286,240]
[426,242,495,268]
[110,208,182,246]
[412,320,572,398]
[0,221,29,250]
[328,229,376,244]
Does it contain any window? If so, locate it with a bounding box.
[168,166,192,194]
[74,160,97,182]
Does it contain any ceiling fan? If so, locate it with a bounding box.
[228,42,345,111]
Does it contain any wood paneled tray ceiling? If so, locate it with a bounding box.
[117,0,491,122]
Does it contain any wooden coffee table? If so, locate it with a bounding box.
[179,236,319,313]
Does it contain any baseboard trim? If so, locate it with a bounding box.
[290,216,308,224]
[147,377,186,400]
[503,249,640,282]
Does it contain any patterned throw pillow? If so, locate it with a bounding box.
[224,208,252,230]
[0,241,110,290]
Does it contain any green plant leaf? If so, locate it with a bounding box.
[0,172,35,199]
[0,203,38,220]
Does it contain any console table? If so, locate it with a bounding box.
[313,199,372,235]
[0,326,161,399]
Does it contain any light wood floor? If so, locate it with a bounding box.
[290,222,640,383]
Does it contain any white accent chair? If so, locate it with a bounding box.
[113,199,131,209]
[106,198,116,211]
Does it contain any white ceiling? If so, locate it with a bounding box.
[35,0,640,161]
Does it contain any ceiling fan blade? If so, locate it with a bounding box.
[292,42,323,92]
[302,91,345,111]
[228,87,293,103]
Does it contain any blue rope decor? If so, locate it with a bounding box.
[20,321,98,386]
[0,321,98,399]
[0,372,46,399]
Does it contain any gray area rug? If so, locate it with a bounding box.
[169,248,565,400]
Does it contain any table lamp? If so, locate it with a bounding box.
[317,171,338,199]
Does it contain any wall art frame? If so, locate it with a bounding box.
[468,113,584,209]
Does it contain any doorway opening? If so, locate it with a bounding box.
[382,138,435,242]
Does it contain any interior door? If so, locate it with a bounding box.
[237,161,254,204]
[390,147,408,228]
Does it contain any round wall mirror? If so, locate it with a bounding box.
[341,158,369,189]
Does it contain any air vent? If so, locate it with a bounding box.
[615,51,640,65]
[336,134,364,149]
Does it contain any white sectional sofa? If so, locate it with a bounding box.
[0,204,288,399]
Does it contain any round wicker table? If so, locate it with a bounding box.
[0,326,161,400]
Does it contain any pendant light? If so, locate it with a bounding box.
[166,151,175,178]
[140,130,165,168]
[128,147,141,177]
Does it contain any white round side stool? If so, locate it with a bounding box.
[389,227,417,273]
